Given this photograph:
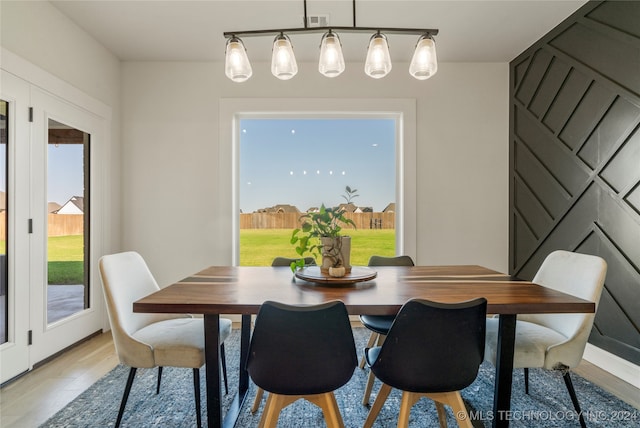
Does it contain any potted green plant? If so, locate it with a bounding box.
[290,187,358,276]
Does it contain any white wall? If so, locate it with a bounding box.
[0,1,120,108]
[122,61,509,285]
[0,0,122,255]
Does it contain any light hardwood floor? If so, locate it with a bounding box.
[1,330,638,428]
[0,332,119,428]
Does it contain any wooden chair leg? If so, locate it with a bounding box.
[363,383,392,428]
[258,394,299,428]
[427,391,473,428]
[434,401,448,428]
[362,334,386,405]
[258,392,345,428]
[258,393,281,428]
[307,392,345,428]
[251,387,266,413]
[362,369,377,406]
[116,367,137,428]
[360,332,379,368]
[397,391,421,428]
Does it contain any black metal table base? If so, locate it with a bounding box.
[492,314,516,428]
[205,314,252,428]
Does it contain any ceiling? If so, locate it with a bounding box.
[50,0,588,63]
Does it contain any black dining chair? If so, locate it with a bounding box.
[246,300,357,427]
[249,255,318,413]
[363,298,487,428]
[360,254,415,405]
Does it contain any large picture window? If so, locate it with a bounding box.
[239,118,396,266]
[219,98,417,266]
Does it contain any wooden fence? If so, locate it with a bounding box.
[0,212,83,240]
[239,212,395,229]
[48,214,84,236]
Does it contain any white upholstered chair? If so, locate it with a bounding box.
[484,250,607,428]
[99,251,232,428]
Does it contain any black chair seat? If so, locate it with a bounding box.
[364,346,381,367]
[359,315,394,335]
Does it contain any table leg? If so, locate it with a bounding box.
[204,314,222,428]
[238,314,251,395]
[218,315,252,428]
[204,314,252,428]
[492,314,516,428]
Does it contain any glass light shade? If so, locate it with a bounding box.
[364,33,392,79]
[318,31,345,78]
[271,34,298,80]
[224,37,252,83]
[409,35,438,80]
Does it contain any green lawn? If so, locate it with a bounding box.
[48,235,84,261]
[0,235,86,284]
[240,229,396,266]
[48,261,85,284]
[0,235,86,261]
[47,235,85,284]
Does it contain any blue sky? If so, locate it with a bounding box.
[48,144,84,204]
[0,144,84,205]
[240,118,396,213]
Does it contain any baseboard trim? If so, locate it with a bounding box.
[583,344,640,389]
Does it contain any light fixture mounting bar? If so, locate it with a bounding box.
[224,27,438,38]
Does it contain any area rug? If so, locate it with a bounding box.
[41,328,638,427]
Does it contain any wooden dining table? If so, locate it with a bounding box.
[133,264,595,428]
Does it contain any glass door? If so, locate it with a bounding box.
[0,71,106,382]
[0,71,31,383]
[29,88,102,364]
[1,100,7,346]
[46,119,90,324]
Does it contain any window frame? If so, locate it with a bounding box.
[219,98,417,265]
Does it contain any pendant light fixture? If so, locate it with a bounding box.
[318,30,345,78]
[223,0,438,82]
[364,32,392,79]
[271,33,298,80]
[224,36,252,83]
[409,34,438,80]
